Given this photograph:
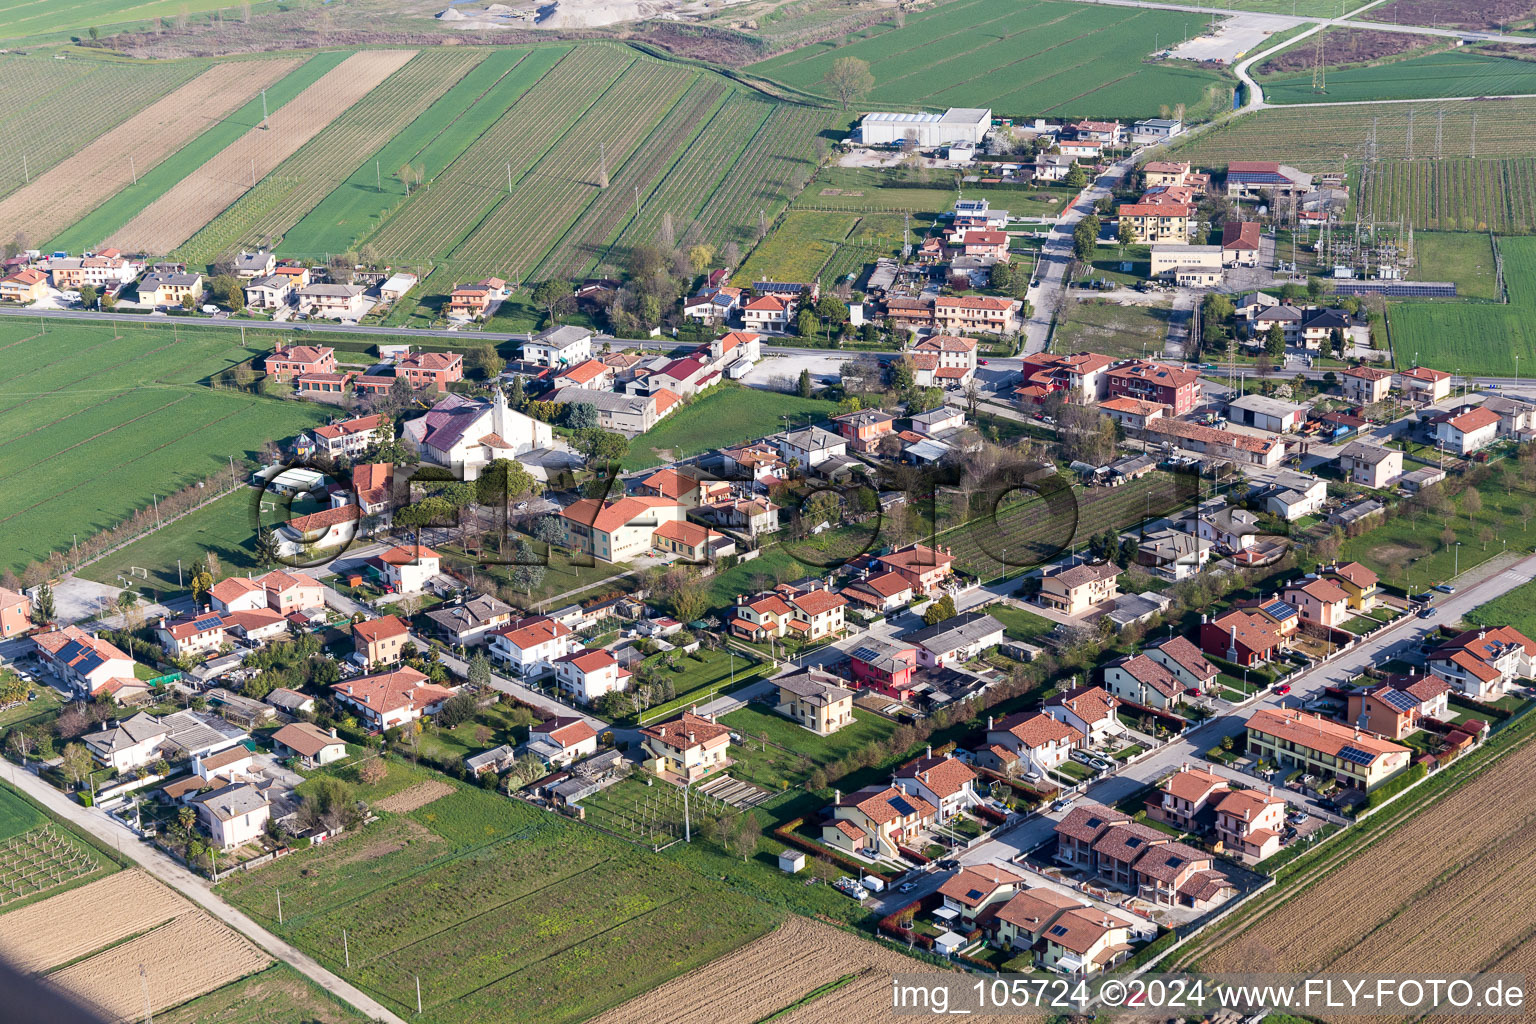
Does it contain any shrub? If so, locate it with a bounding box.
[1366,761,1427,808]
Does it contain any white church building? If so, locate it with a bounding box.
[403,388,554,481]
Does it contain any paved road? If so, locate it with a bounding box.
[1,761,407,1024]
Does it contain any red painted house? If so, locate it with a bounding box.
[1105,360,1201,416]
[395,350,464,391]
[265,344,336,381]
[847,636,918,700]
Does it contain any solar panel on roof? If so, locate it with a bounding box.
[1379,690,1418,712]
[850,646,880,663]
[194,616,222,630]
[1338,745,1376,765]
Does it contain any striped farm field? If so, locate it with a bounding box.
[531,75,730,282]
[104,49,418,255]
[0,0,280,44]
[0,54,204,203]
[277,46,555,260]
[363,45,628,262]
[447,59,698,281]
[0,320,327,573]
[0,58,299,246]
[174,48,488,268]
[49,51,350,254]
[1362,157,1536,233]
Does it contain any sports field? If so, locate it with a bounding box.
[1262,50,1536,105]
[748,0,1230,119]
[0,320,327,573]
[217,769,780,1024]
[622,384,840,470]
[1170,98,1536,170]
[1389,235,1536,377]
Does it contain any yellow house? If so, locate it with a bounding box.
[640,712,731,783]
[822,784,936,860]
[992,887,1085,953]
[773,669,855,735]
[1246,708,1411,792]
[0,268,48,303]
[1038,907,1136,975]
[1117,203,1190,244]
[1322,561,1379,612]
[559,496,685,564]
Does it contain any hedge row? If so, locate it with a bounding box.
[1365,760,1427,809]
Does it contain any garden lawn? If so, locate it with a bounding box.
[49,52,350,253]
[981,602,1057,642]
[636,648,768,724]
[415,702,540,764]
[1341,615,1379,635]
[721,704,896,768]
[621,384,838,470]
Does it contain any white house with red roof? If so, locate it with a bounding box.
[909,334,978,388]
[822,784,937,860]
[1428,626,1535,699]
[156,613,229,659]
[552,358,614,392]
[304,414,389,459]
[331,667,455,732]
[982,710,1083,775]
[730,586,846,642]
[274,503,361,558]
[1102,653,1183,710]
[741,293,794,331]
[640,711,731,782]
[1045,684,1121,745]
[553,647,630,703]
[1396,365,1452,403]
[1143,635,1219,692]
[875,543,954,595]
[895,752,978,818]
[34,626,136,698]
[1432,405,1500,456]
[937,864,1024,927]
[489,615,580,677]
[372,544,440,594]
[841,570,914,612]
[559,496,687,563]
[527,716,599,767]
[1213,785,1287,863]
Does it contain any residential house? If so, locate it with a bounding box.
[773,669,856,735]
[140,271,202,306]
[933,295,1019,335]
[560,496,687,563]
[264,344,336,381]
[1227,393,1306,433]
[1102,653,1183,709]
[949,230,1009,260]
[832,409,898,453]
[730,587,847,643]
[552,358,614,392]
[682,284,743,324]
[1212,786,1287,864]
[331,667,455,732]
[699,495,780,539]
[640,711,731,782]
[772,426,846,468]
[821,784,937,860]
[1136,528,1211,580]
[633,467,726,509]
[1321,561,1379,611]
[523,325,593,368]
[1427,626,1535,699]
[1053,803,1230,909]
[548,388,673,435]
[910,406,966,438]
[1146,418,1285,467]
[1338,440,1403,489]
[552,648,630,704]
[465,744,518,776]
[1144,635,1219,692]
[1118,203,1190,243]
[191,782,270,850]
[1015,351,1115,404]
[294,371,352,397]
[1147,765,1229,831]
[1105,359,1200,416]
[1432,405,1500,455]
[1396,366,1452,403]
[910,334,979,388]
[527,717,599,768]
[33,626,136,698]
[269,264,311,288]
[648,515,733,562]
[352,615,410,669]
[371,544,440,594]
[1246,707,1411,791]
[1482,393,1536,437]
[51,255,139,291]
[742,294,794,331]
[1347,674,1450,740]
[424,594,514,645]
[1200,610,1281,666]
[234,251,276,279]
[298,283,367,319]
[271,722,347,767]
[1220,221,1261,266]
[1225,161,1312,199]
[395,350,464,391]
[904,612,1004,668]
[0,268,47,303]
[1045,685,1120,745]
[446,281,498,319]
[896,753,978,819]
[155,613,229,659]
[1194,504,1263,554]
[1058,139,1102,160]
[0,587,30,638]
[841,570,914,613]
[307,414,388,459]
[1038,561,1120,616]
[992,888,1086,956]
[937,865,1024,929]
[1341,365,1394,405]
[1263,470,1327,521]
[876,544,955,596]
[982,711,1083,775]
[1298,308,1353,350]
[379,272,417,302]
[846,636,919,700]
[489,615,580,677]
[82,713,172,772]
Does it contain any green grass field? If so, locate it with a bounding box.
[722,703,896,768]
[748,0,1230,119]
[0,55,206,203]
[279,47,562,260]
[0,786,44,842]
[981,602,1058,641]
[0,320,329,572]
[635,648,768,724]
[1389,236,1536,376]
[622,384,839,470]
[49,51,350,253]
[1466,577,1536,639]
[1262,51,1536,105]
[1054,297,1173,361]
[157,965,372,1024]
[0,0,281,43]
[217,771,780,1024]
[76,487,264,594]
[737,210,858,284]
[1407,232,1497,299]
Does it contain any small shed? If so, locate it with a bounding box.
[777,849,806,874]
[934,930,966,957]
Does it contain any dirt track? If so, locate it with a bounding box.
[0,58,299,246]
[0,869,189,973]
[103,50,416,255]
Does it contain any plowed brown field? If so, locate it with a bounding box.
[0,58,299,244]
[49,910,271,1022]
[0,869,189,973]
[373,779,453,813]
[104,50,415,254]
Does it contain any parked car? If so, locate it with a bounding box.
[1185,686,1201,696]
[1433,583,1457,594]
[1050,797,1074,812]
[936,858,960,870]
[1286,810,1308,825]
[1419,607,1435,618]
[898,882,917,894]
[1069,749,1099,768]
[1282,826,1299,841]
[1274,683,1292,696]
[1412,593,1435,603]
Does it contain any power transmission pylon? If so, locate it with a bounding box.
[1406,109,1413,159]
[1312,33,1326,92]
[1470,112,1477,158]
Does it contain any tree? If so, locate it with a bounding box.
[254,527,279,568]
[1072,215,1101,261]
[531,279,566,324]
[923,593,957,625]
[906,386,944,415]
[1440,526,1458,551]
[31,581,55,624]
[565,402,599,430]
[181,293,196,311]
[890,356,916,392]
[1329,327,1346,359]
[1463,487,1482,520]
[1116,218,1136,250]
[687,244,715,274]
[469,344,504,380]
[572,428,629,464]
[467,651,493,688]
[1064,162,1088,189]
[728,812,761,861]
[61,742,93,789]
[78,284,98,308]
[396,163,414,193]
[1265,322,1285,358]
[189,570,214,606]
[815,293,848,326]
[795,306,819,339]
[798,368,813,398]
[358,759,388,785]
[670,574,708,624]
[822,56,874,109]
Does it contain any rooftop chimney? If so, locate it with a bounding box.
[834,788,841,802]
[926,744,933,758]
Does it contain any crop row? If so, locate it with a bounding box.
[174,49,487,266]
[595,92,775,276]
[531,76,730,283]
[446,59,697,281]
[1368,157,1536,233]
[364,46,633,261]
[0,57,202,201]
